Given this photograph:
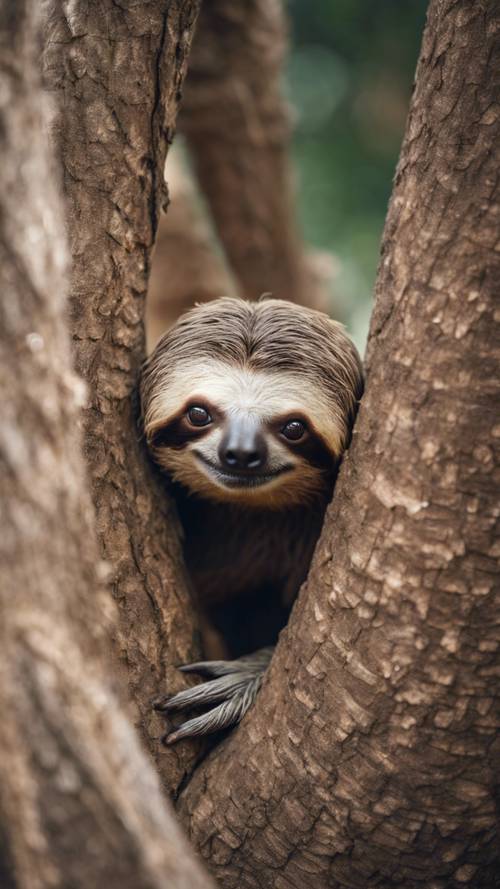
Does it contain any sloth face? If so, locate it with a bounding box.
[144,360,341,507]
[141,298,363,508]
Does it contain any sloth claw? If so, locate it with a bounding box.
[154,647,274,744]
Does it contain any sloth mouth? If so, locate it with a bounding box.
[194,453,292,488]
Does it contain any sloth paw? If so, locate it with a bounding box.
[153,647,274,744]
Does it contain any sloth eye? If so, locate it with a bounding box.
[187,405,212,427]
[281,419,306,441]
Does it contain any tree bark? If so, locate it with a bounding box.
[0,3,213,887]
[146,145,238,348]
[179,0,332,312]
[43,0,204,792]
[178,2,500,886]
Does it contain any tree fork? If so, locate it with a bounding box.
[178,2,500,887]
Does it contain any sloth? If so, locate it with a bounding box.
[140,297,363,743]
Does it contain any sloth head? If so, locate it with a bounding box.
[140,298,363,508]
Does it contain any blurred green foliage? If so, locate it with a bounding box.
[287,0,428,350]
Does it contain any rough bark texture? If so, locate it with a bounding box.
[179,0,332,312]
[43,0,204,792]
[0,3,213,887]
[178,3,500,887]
[147,145,237,348]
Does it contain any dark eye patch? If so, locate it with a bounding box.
[290,434,334,470]
[150,400,219,450]
[272,413,335,470]
[151,416,213,450]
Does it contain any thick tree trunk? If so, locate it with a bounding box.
[43,0,204,792]
[179,0,332,312]
[178,2,500,886]
[0,3,213,887]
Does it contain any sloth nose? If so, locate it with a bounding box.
[219,419,267,472]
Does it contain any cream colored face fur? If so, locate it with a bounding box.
[145,359,345,508]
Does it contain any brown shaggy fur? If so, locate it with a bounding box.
[141,298,363,658]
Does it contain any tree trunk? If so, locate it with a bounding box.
[179,0,332,312]
[146,145,238,348]
[177,2,500,886]
[5,0,498,885]
[0,3,213,887]
[43,0,204,792]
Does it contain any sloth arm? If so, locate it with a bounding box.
[154,647,275,744]
[154,575,287,744]
[154,494,325,743]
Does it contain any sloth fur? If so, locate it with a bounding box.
[140,297,363,742]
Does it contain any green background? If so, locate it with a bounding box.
[287,0,428,350]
